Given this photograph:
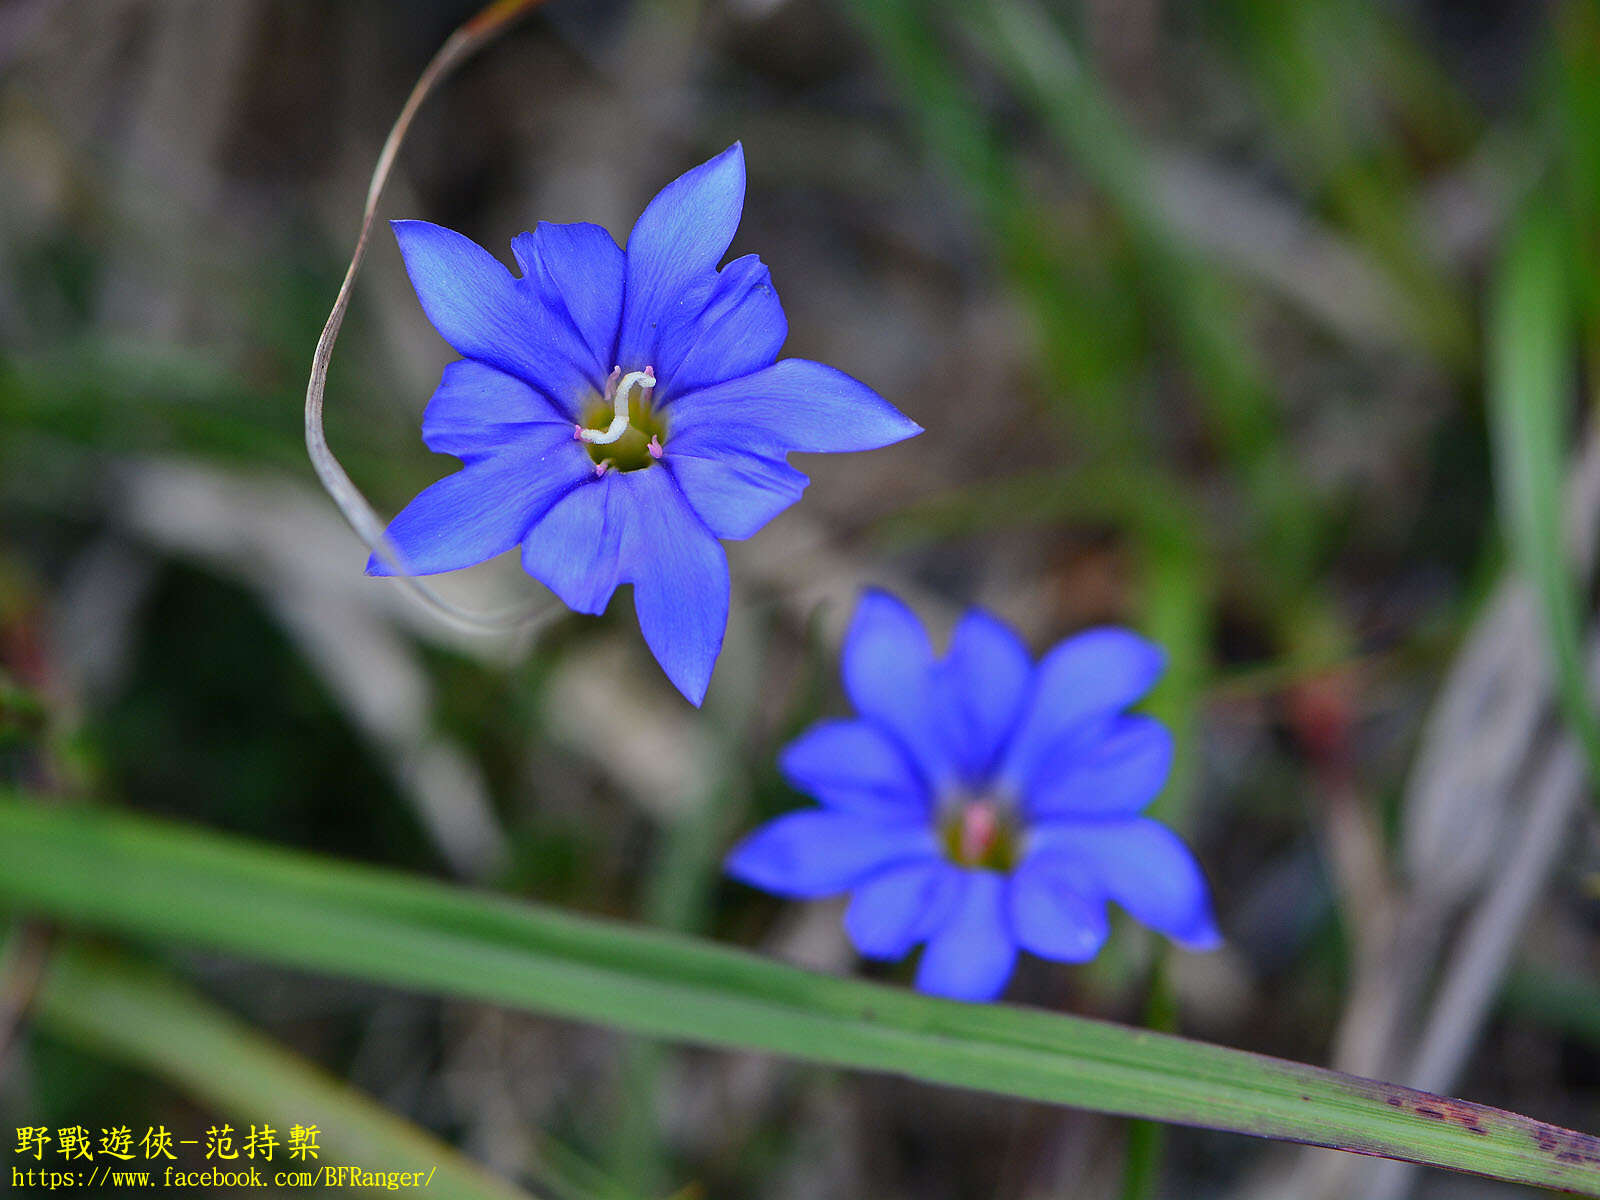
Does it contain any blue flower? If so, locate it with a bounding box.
[369,145,921,704]
[725,591,1221,1002]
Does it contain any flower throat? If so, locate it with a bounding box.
[576,366,667,473]
[939,797,1020,871]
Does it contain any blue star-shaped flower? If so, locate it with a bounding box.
[726,591,1221,1002]
[369,144,921,704]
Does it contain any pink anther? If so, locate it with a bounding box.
[648,435,664,459]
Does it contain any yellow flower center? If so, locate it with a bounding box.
[939,797,1020,871]
[579,393,667,473]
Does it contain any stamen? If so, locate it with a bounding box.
[594,459,612,477]
[577,366,655,445]
[647,435,664,459]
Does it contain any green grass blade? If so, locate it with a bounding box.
[31,942,532,1200]
[2,797,1599,1194]
[1486,204,1600,789]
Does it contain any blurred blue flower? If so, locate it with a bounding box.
[726,591,1221,1002]
[369,144,920,704]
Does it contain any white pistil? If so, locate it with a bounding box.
[575,365,655,445]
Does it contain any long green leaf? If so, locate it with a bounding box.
[29,943,532,1200]
[2,797,1599,1194]
[1487,203,1600,790]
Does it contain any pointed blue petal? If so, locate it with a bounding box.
[420,360,570,457]
[724,810,936,899]
[616,144,746,369]
[844,860,963,959]
[665,446,808,540]
[1024,715,1173,818]
[619,468,730,706]
[840,591,951,787]
[778,719,930,817]
[391,220,595,412]
[519,474,627,615]
[664,359,921,454]
[998,628,1165,789]
[368,429,585,576]
[656,254,787,398]
[913,871,1017,1001]
[1030,818,1222,950]
[935,608,1034,782]
[511,221,624,378]
[1008,852,1110,962]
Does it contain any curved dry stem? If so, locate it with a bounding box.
[304,0,558,635]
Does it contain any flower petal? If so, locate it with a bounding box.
[519,474,627,615]
[1024,715,1173,819]
[620,468,731,705]
[844,859,963,959]
[665,446,808,540]
[664,359,921,454]
[935,608,1034,782]
[1008,852,1110,963]
[517,469,729,703]
[840,591,950,787]
[913,871,1017,1001]
[724,810,936,899]
[420,360,570,457]
[1029,818,1222,950]
[656,254,787,398]
[511,221,625,378]
[778,719,930,817]
[391,220,594,410]
[999,628,1165,789]
[616,144,747,369]
[368,429,585,576]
